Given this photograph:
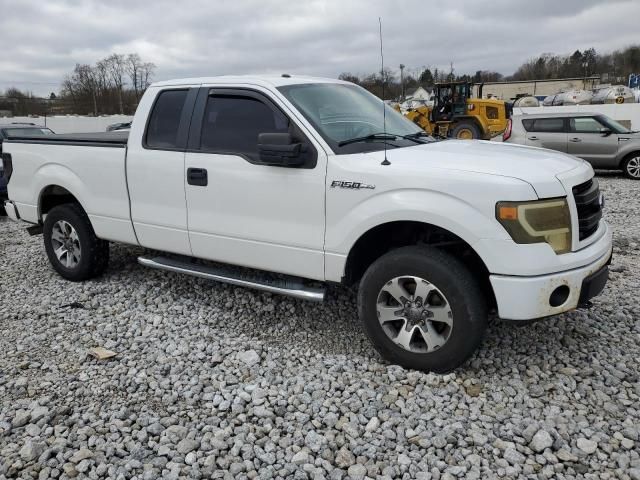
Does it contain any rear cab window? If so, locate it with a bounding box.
[521,118,566,133]
[145,89,189,149]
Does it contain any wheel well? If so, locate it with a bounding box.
[452,117,483,132]
[451,118,486,138]
[39,185,80,220]
[620,151,640,168]
[343,221,495,307]
[453,117,481,127]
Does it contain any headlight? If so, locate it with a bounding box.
[496,198,572,254]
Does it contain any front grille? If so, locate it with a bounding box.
[572,178,602,241]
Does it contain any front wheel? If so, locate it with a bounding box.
[43,203,109,281]
[450,121,481,140]
[622,154,640,180]
[357,246,487,372]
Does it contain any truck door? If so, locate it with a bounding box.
[126,87,198,255]
[523,117,568,152]
[567,116,620,168]
[184,87,327,280]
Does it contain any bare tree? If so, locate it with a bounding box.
[105,54,126,114]
[61,74,78,105]
[125,54,142,101]
[94,58,112,112]
[72,64,99,115]
[140,62,156,93]
[125,54,155,102]
[338,72,361,84]
[58,52,156,114]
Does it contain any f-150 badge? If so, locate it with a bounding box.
[330,180,375,190]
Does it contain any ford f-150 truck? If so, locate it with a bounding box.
[2,75,612,372]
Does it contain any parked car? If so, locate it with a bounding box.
[1,124,55,204]
[503,112,640,179]
[106,121,132,132]
[2,75,612,372]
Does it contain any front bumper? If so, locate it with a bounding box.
[490,226,613,320]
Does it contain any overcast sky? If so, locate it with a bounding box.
[1,0,639,96]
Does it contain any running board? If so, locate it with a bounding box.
[137,256,325,302]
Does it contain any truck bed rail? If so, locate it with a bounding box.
[4,131,128,148]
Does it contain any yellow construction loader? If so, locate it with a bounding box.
[402,82,510,140]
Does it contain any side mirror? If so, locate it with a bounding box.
[257,133,305,167]
[600,127,612,136]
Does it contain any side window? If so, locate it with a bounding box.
[570,117,603,133]
[486,106,499,119]
[200,95,289,160]
[530,118,565,133]
[145,89,188,149]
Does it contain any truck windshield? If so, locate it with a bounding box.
[278,83,428,154]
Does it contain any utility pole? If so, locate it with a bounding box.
[399,64,405,101]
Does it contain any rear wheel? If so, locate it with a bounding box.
[357,246,488,372]
[622,154,640,180]
[43,203,109,281]
[450,121,481,140]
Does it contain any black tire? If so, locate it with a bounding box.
[358,246,487,372]
[621,153,640,180]
[450,121,482,140]
[43,203,109,281]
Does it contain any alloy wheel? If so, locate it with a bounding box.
[376,276,453,353]
[50,220,81,268]
[626,156,640,178]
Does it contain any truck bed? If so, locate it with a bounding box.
[3,130,134,244]
[5,131,128,148]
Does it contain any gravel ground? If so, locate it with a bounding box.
[1,173,639,480]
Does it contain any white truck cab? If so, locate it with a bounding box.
[2,75,612,372]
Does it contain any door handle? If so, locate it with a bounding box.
[187,168,208,186]
[569,137,582,142]
[527,136,538,140]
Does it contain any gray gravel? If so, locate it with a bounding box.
[1,172,639,479]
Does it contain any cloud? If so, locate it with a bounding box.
[0,0,637,95]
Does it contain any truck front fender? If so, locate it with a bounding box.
[324,189,511,282]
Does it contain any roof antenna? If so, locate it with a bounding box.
[379,17,391,166]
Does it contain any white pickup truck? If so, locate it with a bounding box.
[2,75,612,372]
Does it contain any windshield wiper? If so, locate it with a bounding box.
[338,133,398,147]
[401,132,434,144]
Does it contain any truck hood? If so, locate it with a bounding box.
[376,140,591,198]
